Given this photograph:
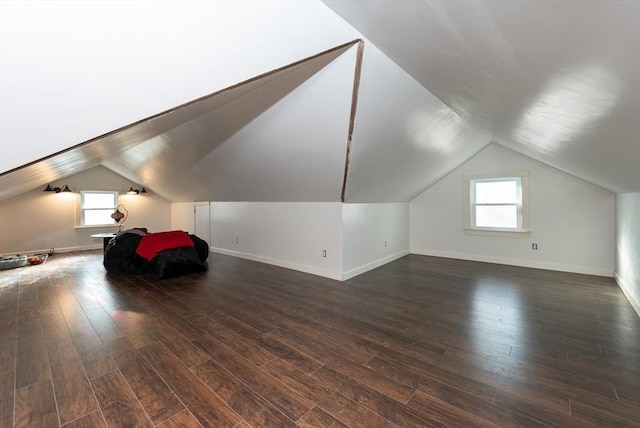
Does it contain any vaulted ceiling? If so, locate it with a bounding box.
[324,0,640,195]
[0,0,638,203]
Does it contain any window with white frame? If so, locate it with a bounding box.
[465,172,530,236]
[81,191,118,226]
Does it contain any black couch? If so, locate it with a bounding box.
[103,229,209,278]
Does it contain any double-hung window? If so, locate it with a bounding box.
[465,172,530,236]
[81,191,119,226]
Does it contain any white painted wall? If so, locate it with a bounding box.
[0,166,171,254]
[171,201,211,244]
[342,203,410,279]
[210,202,343,280]
[195,203,211,246]
[171,203,196,233]
[615,193,640,316]
[410,143,615,276]
[0,0,358,173]
[206,202,411,280]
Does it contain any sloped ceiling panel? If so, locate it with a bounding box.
[344,44,490,202]
[0,0,359,173]
[103,44,358,202]
[324,0,640,193]
[0,43,357,201]
[0,92,240,200]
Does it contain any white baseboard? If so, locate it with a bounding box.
[342,250,410,281]
[1,244,102,257]
[211,247,343,281]
[211,247,410,282]
[614,271,640,318]
[411,248,613,277]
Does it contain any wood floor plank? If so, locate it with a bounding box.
[61,410,107,428]
[263,358,397,427]
[110,348,185,425]
[41,297,100,425]
[571,398,639,427]
[138,341,242,427]
[55,290,118,379]
[567,348,640,383]
[248,300,334,334]
[0,371,14,428]
[156,409,202,428]
[187,313,276,367]
[96,295,158,349]
[268,327,415,404]
[0,340,16,376]
[0,290,18,377]
[271,316,374,364]
[312,365,445,427]
[144,318,209,368]
[49,358,99,425]
[407,389,502,428]
[123,290,206,341]
[251,333,324,374]
[364,356,498,405]
[76,299,124,344]
[440,347,619,403]
[80,352,117,380]
[14,380,59,428]
[296,406,350,428]
[130,281,197,318]
[192,334,314,421]
[193,359,296,427]
[613,382,640,408]
[490,390,601,428]
[17,285,40,325]
[91,370,153,428]
[14,318,49,389]
[203,312,323,373]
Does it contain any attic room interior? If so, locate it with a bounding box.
[0,0,638,427]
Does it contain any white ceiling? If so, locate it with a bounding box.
[324,0,640,194]
[1,0,638,204]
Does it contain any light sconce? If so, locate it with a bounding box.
[44,184,72,193]
[126,186,148,195]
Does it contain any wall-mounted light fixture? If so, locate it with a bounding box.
[126,186,148,195]
[44,184,72,193]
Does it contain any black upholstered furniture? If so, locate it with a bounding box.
[103,229,209,278]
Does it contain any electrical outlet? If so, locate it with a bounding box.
[236,237,239,244]
[322,250,327,258]
[532,243,538,250]
[384,241,388,247]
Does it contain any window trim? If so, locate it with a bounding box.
[80,190,119,227]
[464,171,531,237]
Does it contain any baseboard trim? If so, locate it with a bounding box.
[342,250,410,281]
[411,248,613,277]
[1,244,102,257]
[614,271,640,318]
[211,247,343,281]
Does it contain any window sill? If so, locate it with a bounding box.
[464,228,531,238]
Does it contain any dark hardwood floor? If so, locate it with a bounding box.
[0,250,638,427]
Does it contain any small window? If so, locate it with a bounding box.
[81,191,118,226]
[465,172,530,236]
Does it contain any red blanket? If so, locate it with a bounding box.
[135,231,194,261]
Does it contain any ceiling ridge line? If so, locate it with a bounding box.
[341,40,365,203]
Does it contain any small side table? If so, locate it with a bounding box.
[91,233,116,250]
